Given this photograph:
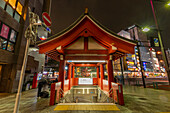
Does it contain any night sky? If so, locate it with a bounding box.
[50,0,170,49]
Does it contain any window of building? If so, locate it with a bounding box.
[0,24,10,39]
[7,42,14,52]
[0,0,6,9]
[6,4,14,16]
[0,22,17,52]
[8,0,16,9]
[1,0,23,22]
[0,38,7,50]
[9,29,16,42]
[16,2,22,15]
[14,12,20,22]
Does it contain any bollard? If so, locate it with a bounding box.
[50,83,56,106]
[118,84,124,105]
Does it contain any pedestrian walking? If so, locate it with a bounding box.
[40,79,50,98]
[37,80,43,98]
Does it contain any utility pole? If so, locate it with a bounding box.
[120,57,124,85]
[13,8,40,113]
[150,0,170,85]
[137,42,146,88]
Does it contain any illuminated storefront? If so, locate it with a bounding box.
[74,67,97,78]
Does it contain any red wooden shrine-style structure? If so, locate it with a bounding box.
[38,9,136,93]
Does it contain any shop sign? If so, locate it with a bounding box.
[154,38,159,47]
[78,78,93,85]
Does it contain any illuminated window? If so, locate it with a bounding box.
[7,42,14,52]
[0,0,6,9]
[0,38,7,50]
[8,0,17,8]
[0,22,17,52]
[16,2,22,15]
[10,30,17,42]
[0,24,10,39]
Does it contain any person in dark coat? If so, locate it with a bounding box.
[53,78,58,83]
[37,81,44,98]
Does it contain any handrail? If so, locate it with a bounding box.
[59,88,72,103]
[98,88,113,103]
[60,88,64,94]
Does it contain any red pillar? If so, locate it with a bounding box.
[97,66,99,79]
[107,55,114,90]
[32,72,38,89]
[58,55,65,91]
[49,83,55,105]
[72,66,75,86]
[100,64,104,90]
[97,66,99,86]
[68,64,72,90]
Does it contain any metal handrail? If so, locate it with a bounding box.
[98,88,113,103]
[59,88,72,103]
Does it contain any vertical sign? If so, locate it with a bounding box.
[154,38,159,47]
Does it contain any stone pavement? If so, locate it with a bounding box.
[118,86,170,113]
[0,86,170,113]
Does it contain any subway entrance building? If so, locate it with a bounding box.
[38,10,136,94]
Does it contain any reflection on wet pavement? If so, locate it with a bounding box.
[0,86,170,113]
[118,86,170,113]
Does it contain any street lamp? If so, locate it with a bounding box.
[142,27,150,32]
[149,0,170,85]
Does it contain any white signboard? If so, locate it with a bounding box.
[78,78,93,85]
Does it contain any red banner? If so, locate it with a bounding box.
[93,78,98,85]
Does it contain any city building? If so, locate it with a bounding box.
[115,25,166,78]
[166,48,170,67]
[0,0,47,93]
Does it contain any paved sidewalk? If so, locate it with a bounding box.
[0,86,170,113]
[118,85,170,113]
[0,89,52,113]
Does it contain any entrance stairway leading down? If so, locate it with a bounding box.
[54,86,120,111]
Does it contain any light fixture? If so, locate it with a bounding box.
[142,27,150,32]
[160,60,164,63]
[157,51,161,54]
[168,2,170,6]
[39,36,47,40]
[67,60,106,63]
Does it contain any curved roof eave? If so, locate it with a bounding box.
[37,13,137,46]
